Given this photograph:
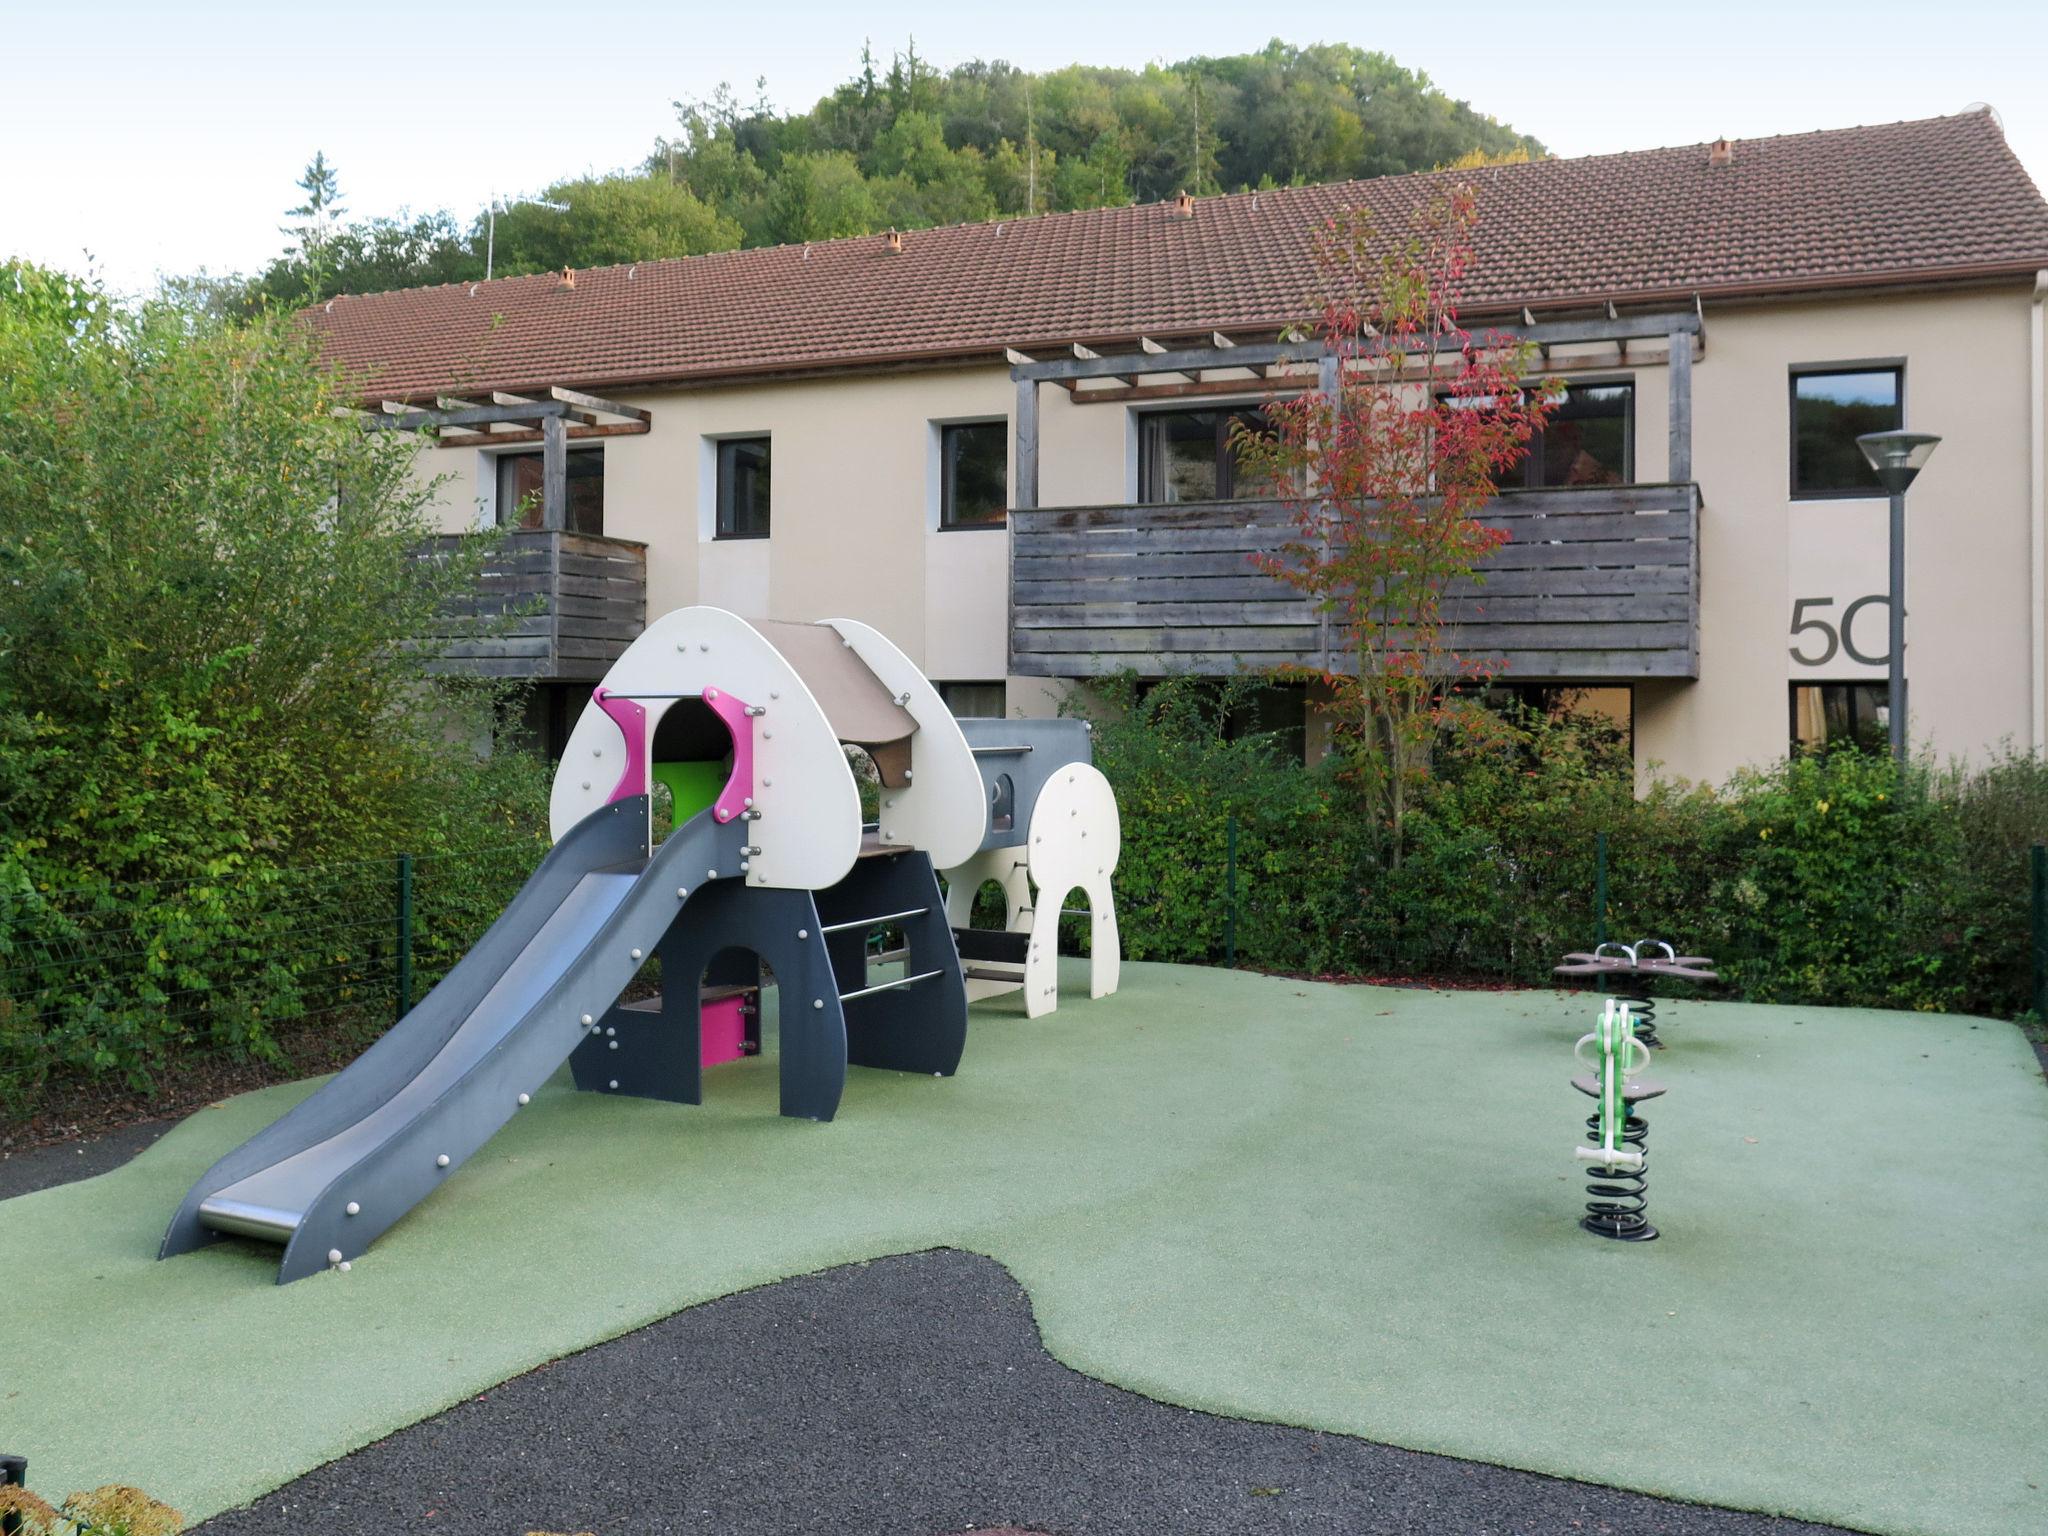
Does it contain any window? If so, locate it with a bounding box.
[495,449,603,534]
[938,680,1006,718]
[1791,683,1889,753]
[1222,683,1307,762]
[1791,367,1902,497]
[1449,382,1633,488]
[940,422,1007,528]
[1530,383,1631,487]
[715,436,771,538]
[1138,407,1279,502]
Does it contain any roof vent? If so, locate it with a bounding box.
[1709,137,1735,167]
[556,267,576,290]
[1173,189,1196,217]
[885,228,903,254]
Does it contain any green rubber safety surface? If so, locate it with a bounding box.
[2,963,2044,1535]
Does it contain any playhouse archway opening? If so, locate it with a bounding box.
[698,943,764,1068]
[648,696,735,842]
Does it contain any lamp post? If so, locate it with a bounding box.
[1856,430,1942,769]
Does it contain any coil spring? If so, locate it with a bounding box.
[1581,1111,1657,1242]
[1614,988,1660,1049]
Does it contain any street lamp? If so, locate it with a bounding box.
[1856,429,1941,769]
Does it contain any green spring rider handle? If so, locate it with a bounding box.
[1574,998,1650,1173]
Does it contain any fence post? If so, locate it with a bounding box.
[1224,815,1239,970]
[395,853,414,1022]
[2032,843,2047,1020]
[1594,831,1609,993]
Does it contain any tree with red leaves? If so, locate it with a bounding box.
[1235,186,1557,860]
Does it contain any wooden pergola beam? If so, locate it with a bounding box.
[549,385,650,423]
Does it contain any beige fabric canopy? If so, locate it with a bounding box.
[754,619,918,784]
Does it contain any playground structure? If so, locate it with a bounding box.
[157,607,1121,1284]
[1571,997,1663,1241]
[1554,939,1719,1048]
[940,717,1120,1018]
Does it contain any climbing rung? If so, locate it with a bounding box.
[970,744,1035,755]
[839,968,945,1003]
[1060,907,1093,917]
[820,906,929,935]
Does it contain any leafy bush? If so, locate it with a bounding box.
[1076,678,2048,1018]
[0,272,548,1116]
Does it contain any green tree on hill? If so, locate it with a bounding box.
[163,38,1544,308]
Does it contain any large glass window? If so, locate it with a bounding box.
[940,422,1007,528]
[715,436,771,538]
[1790,682,1889,752]
[1443,382,1633,488]
[1138,407,1278,502]
[495,449,603,534]
[1791,367,1903,497]
[1531,383,1632,486]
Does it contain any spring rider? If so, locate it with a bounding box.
[1571,997,1665,1241]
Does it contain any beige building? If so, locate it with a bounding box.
[322,110,2048,786]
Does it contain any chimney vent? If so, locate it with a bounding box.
[1708,137,1734,167]
[1173,189,1196,217]
[885,228,903,254]
[556,266,576,289]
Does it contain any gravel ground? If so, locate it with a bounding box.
[190,1249,1853,1536]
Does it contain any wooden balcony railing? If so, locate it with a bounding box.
[424,529,647,682]
[1009,483,1700,682]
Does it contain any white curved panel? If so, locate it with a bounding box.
[825,617,987,868]
[548,607,862,892]
[1022,762,1122,1015]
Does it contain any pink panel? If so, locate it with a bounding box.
[702,686,755,826]
[701,996,747,1067]
[592,687,649,805]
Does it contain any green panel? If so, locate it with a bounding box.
[652,761,727,823]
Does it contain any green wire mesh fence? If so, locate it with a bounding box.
[0,841,542,1117]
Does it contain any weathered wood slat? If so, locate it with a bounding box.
[1015,565,1693,604]
[1016,593,1694,628]
[1008,484,1695,533]
[1012,647,1697,680]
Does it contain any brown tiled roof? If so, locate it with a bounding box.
[311,110,2048,402]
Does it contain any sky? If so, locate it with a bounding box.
[4,0,2046,296]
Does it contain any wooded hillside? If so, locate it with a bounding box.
[228,38,1540,309]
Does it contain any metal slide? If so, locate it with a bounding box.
[159,795,746,1284]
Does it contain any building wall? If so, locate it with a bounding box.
[406,282,2045,784]
[1640,286,2038,784]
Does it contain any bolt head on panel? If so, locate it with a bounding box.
[581,1013,594,1026]
[346,1201,360,1216]
[798,929,808,939]
[609,1079,619,1089]
[517,1093,530,1106]
[630,948,643,961]
[339,1261,351,1272]
[609,1040,619,1050]
[813,999,824,1009]
[436,1154,450,1168]
[328,1249,343,1264]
